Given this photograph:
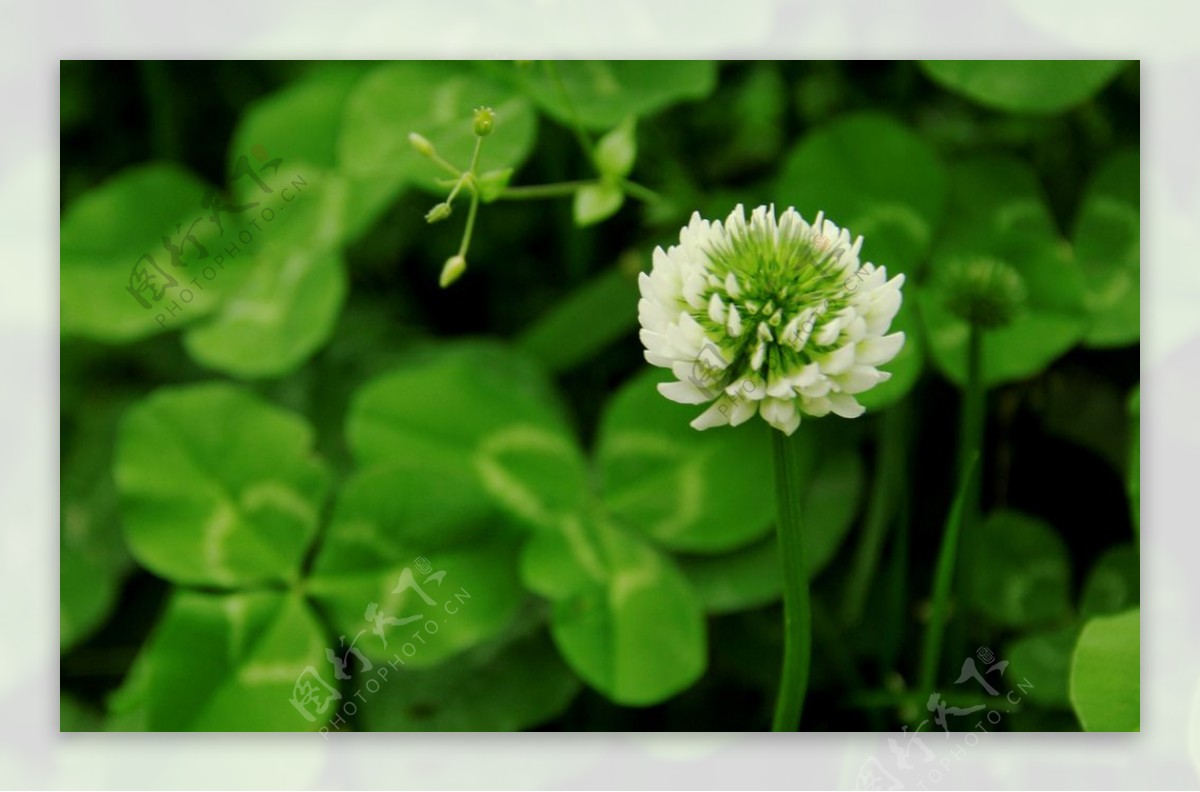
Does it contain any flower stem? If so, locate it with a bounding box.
[496,180,596,200]
[497,177,661,205]
[918,452,978,694]
[842,403,909,625]
[958,325,985,487]
[453,137,485,259]
[771,429,812,731]
[919,324,985,692]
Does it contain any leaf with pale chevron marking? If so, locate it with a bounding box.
[115,383,330,587]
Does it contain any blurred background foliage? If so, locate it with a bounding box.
[60,60,1140,732]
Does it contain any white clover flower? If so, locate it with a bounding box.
[639,204,906,435]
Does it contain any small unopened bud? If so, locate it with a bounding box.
[940,256,1027,330]
[439,255,467,288]
[425,202,453,223]
[408,132,435,157]
[473,107,495,137]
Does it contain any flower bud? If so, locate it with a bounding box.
[425,202,453,223]
[439,255,467,288]
[408,132,435,157]
[940,256,1027,329]
[473,107,495,137]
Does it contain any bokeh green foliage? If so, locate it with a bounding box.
[61,60,1139,731]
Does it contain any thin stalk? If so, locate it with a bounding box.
[427,153,463,178]
[842,404,909,625]
[947,324,986,673]
[498,177,661,204]
[457,191,481,259]
[618,178,661,205]
[497,180,595,200]
[455,137,485,259]
[958,325,986,486]
[771,430,812,731]
[918,452,979,694]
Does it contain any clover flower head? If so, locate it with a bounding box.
[638,204,906,435]
[939,256,1027,330]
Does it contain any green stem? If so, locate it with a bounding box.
[842,404,909,625]
[458,190,481,259]
[958,325,986,484]
[497,180,596,200]
[428,153,463,178]
[945,324,986,673]
[771,430,812,731]
[454,137,485,259]
[619,178,661,205]
[918,452,979,694]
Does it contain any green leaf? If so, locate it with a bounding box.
[573,181,625,227]
[855,283,924,411]
[108,590,331,731]
[511,60,717,130]
[625,419,863,612]
[775,112,947,277]
[61,164,228,342]
[1080,544,1139,618]
[115,383,330,587]
[347,341,574,468]
[918,156,1088,387]
[339,62,537,195]
[182,246,347,379]
[307,458,526,669]
[1074,149,1139,346]
[520,514,706,706]
[594,117,637,178]
[596,368,775,553]
[232,65,402,243]
[966,510,1072,628]
[1070,609,1140,731]
[347,342,588,531]
[1005,624,1081,711]
[920,60,1127,114]
[679,536,781,614]
[357,626,579,731]
[517,265,641,373]
[61,392,134,650]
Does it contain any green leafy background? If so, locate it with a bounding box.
[61,60,1139,732]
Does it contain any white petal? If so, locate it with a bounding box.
[658,380,714,405]
[794,362,821,388]
[691,399,733,431]
[816,344,856,375]
[725,272,742,298]
[750,342,767,371]
[708,293,726,324]
[834,365,888,395]
[761,398,798,434]
[829,392,866,419]
[729,398,759,426]
[801,395,832,417]
[856,332,905,366]
[815,320,841,347]
[727,304,744,337]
